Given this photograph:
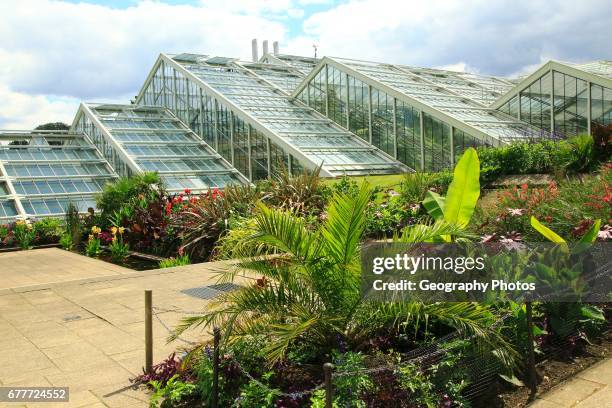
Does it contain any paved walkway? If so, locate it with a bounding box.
[0,248,134,290]
[529,358,611,407]
[0,249,247,408]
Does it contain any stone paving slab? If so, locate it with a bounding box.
[528,358,611,407]
[0,249,248,408]
[0,249,133,291]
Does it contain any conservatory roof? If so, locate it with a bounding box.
[491,60,612,110]
[260,53,319,76]
[0,130,119,220]
[136,53,408,176]
[292,56,548,146]
[74,103,249,192]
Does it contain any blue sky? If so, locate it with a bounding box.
[0,0,610,128]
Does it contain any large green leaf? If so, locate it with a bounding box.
[422,190,445,221]
[579,219,601,244]
[443,148,480,228]
[530,217,565,243]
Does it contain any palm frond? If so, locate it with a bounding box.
[321,183,371,267]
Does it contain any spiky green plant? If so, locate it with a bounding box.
[172,180,514,365]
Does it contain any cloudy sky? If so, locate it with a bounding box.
[1,0,610,128]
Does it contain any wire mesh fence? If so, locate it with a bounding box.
[146,292,609,407]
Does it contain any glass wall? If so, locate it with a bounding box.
[327,65,347,127]
[520,72,552,131]
[453,129,486,163]
[75,114,133,177]
[591,84,612,126]
[308,68,327,116]
[497,95,519,118]
[423,113,451,172]
[348,76,369,140]
[498,70,606,138]
[233,115,249,177]
[250,128,268,180]
[396,101,421,170]
[297,63,492,172]
[139,59,314,181]
[370,88,395,157]
[553,72,588,137]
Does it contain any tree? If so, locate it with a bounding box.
[34,122,70,131]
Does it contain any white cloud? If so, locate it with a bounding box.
[0,0,292,128]
[285,0,612,76]
[0,85,78,129]
[0,0,610,129]
[0,0,288,98]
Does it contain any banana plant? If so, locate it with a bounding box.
[422,148,480,228]
[419,148,480,241]
[530,216,601,244]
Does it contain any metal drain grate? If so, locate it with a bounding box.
[180,283,242,300]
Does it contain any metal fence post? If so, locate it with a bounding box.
[526,301,537,399]
[323,362,333,408]
[145,290,153,373]
[212,327,220,408]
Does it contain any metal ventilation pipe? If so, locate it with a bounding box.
[262,40,269,56]
[251,39,258,62]
[273,41,279,56]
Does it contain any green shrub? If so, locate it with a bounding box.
[213,217,276,260]
[260,165,330,217]
[476,134,599,181]
[150,374,197,408]
[96,172,163,217]
[236,372,278,407]
[33,218,63,243]
[59,233,73,250]
[158,254,191,269]
[400,172,436,204]
[13,220,35,250]
[0,224,9,242]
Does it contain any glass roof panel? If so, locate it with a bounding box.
[86,104,248,191]
[331,57,548,142]
[173,59,407,175]
[0,130,120,220]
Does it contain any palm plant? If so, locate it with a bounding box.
[173,152,515,364]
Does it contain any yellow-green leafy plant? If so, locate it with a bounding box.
[108,226,129,262]
[85,226,102,257]
[13,220,35,250]
[158,254,191,269]
[403,147,481,243]
[59,233,73,250]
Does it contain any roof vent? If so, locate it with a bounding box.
[273,41,279,56]
[263,40,269,56]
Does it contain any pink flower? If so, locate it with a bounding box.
[597,225,611,241]
[507,208,525,216]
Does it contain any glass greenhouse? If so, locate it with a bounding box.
[0,48,609,221]
[0,130,118,220]
[72,103,249,192]
[494,60,612,138]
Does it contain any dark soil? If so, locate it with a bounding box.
[495,332,611,407]
[98,253,160,270]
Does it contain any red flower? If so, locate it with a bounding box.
[165,202,173,215]
[184,188,191,195]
